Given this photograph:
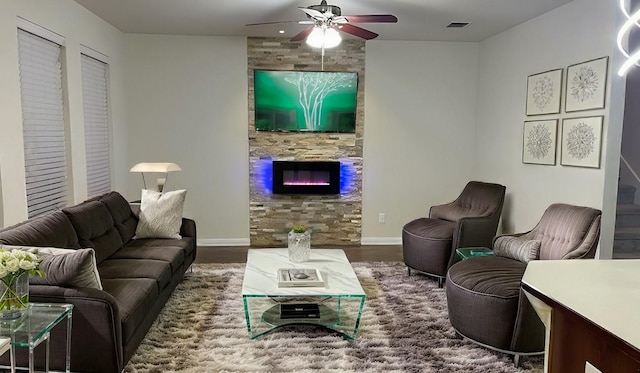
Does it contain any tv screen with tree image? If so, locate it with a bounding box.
[254,70,358,133]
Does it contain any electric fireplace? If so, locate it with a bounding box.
[272,161,341,194]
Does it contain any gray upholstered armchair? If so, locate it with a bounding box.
[445,203,602,365]
[402,181,506,287]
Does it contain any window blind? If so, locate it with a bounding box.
[17,28,68,218]
[81,53,111,198]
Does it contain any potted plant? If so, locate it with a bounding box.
[288,224,311,262]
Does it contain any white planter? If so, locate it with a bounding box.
[288,231,311,262]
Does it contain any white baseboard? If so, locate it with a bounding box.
[360,237,402,245]
[198,238,251,246]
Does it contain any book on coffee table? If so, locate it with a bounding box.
[277,268,324,287]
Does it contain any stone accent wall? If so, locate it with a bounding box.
[248,37,365,246]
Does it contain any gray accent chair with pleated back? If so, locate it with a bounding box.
[402,181,506,287]
[445,203,601,366]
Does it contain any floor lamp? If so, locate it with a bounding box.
[129,162,182,192]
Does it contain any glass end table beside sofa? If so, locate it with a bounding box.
[0,303,73,373]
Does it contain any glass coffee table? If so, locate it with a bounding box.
[242,249,366,340]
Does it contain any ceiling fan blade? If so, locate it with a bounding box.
[338,23,378,40]
[291,26,315,42]
[245,20,304,26]
[342,15,398,23]
[299,7,327,20]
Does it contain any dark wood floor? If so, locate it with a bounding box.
[194,245,404,264]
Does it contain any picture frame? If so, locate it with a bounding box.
[561,116,603,168]
[254,70,358,133]
[526,68,563,116]
[565,56,609,112]
[522,120,558,165]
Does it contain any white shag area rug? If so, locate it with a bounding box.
[124,262,543,372]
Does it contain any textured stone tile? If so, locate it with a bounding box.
[248,37,365,246]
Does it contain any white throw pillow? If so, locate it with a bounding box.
[2,245,103,290]
[135,189,187,239]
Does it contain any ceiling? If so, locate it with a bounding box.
[72,0,573,42]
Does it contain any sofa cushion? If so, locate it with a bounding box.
[101,278,158,344]
[493,236,541,263]
[109,246,185,274]
[98,192,138,244]
[63,201,123,264]
[135,189,186,239]
[98,259,172,291]
[447,256,527,298]
[125,237,196,262]
[4,245,102,289]
[0,211,79,249]
[402,218,455,240]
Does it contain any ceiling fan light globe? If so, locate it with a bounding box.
[324,28,342,48]
[305,27,341,48]
[305,27,325,48]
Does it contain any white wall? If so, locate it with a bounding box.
[362,41,480,243]
[0,0,624,249]
[123,35,249,243]
[474,0,618,239]
[0,0,126,226]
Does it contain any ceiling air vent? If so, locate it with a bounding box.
[447,22,471,28]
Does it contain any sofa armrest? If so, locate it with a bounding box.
[448,215,501,268]
[454,215,500,249]
[16,285,124,373]
[428,202,456,220]
[180,217,196,240]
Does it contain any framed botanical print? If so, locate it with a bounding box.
[523,120,558,165]
[561,116,603,168]
[526,68,562,116]
[565,56,609,112]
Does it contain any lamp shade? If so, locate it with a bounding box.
[129,163,182,173]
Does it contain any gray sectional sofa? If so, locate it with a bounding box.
[0,191,197,372]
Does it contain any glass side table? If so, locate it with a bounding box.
[0,303,73,373]
[456,247,494,260]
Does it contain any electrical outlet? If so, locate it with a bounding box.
[378,213,386,224]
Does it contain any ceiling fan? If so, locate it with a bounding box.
[246,0,398,43]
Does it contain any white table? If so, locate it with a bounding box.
[522,259,640,373]
[0,337,13,372]
[242,248,366,339]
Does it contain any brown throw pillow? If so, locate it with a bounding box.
[493,236,541,263]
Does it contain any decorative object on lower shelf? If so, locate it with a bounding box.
[288,224,311,262]
[279,303,321,319]
[277,268,324,287]
[0,249,45,319]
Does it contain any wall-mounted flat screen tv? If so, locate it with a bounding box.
[254,70,358,133]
